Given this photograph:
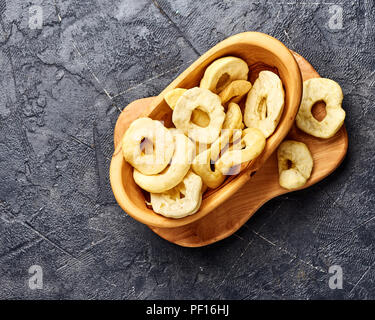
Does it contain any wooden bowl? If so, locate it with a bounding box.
[110,32,303,228]
[149,52,348,246]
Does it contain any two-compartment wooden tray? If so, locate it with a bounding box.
[113,51,348,247]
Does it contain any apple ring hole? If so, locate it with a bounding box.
[216,73,230,92]
[190,108,210,128]
[311,100,327,122]
[139,137,154,155]
[179,192,186,199]
[286,159,293,169]
[257,97,267,120]
[210,160,215,172]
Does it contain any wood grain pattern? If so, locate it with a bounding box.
[109,32,303,229]
[111,51,348,247]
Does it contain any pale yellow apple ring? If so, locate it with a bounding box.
[200,56,249,93]
[164,88,210,127]
[122,117,174,175]
[219,80,252,104]
[215,127,266,175]
[210,102,243,161]
[277,140,313,190]
[172,87,225,144]
[244,71,285,138]
[296,78,345,139]
[150,171,203,219]
[164,88,187,109]
[133,129,195,193]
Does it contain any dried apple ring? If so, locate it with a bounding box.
[219,80,252,104]
[210,102,243,160]
[165,88,210,127]
[277,140,313,190]
[192,148,226,189]
[172,87,225,144]
[122,117,174,175]
[223,102,243,131]
[296,78,345,139]
[244,71,285,138]
[164,88,187,109]
[133,130,195,193]
[215,128,266,175]
[192,128,243,189]
[192,103,243,188]
[150,171,203,219]
[200,56,249,93]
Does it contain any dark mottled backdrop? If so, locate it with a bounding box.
[0,0,374,299]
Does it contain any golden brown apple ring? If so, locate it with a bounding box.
[172,87,225,144]
[296,78,345,139]
[133,129,195,193]
[200,56,249,93]
[192,102,243,188]
[122,117,174,175]
[215,127,266,175]
[244,71,285,138]
[192,148,226,189]
[192,131,245,188]
[150,171,203,219]
[277,140,313,190]
[219,80,252,104]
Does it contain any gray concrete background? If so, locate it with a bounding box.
[0,0,374,299]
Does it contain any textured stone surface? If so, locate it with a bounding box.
[0,0,374,299]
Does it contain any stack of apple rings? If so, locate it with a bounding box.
[122,55,347,214]
[122,56,293,218]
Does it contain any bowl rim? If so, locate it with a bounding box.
[110,31,303,228]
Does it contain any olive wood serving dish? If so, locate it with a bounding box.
[110,32,303,229]
[111,50,348,246]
